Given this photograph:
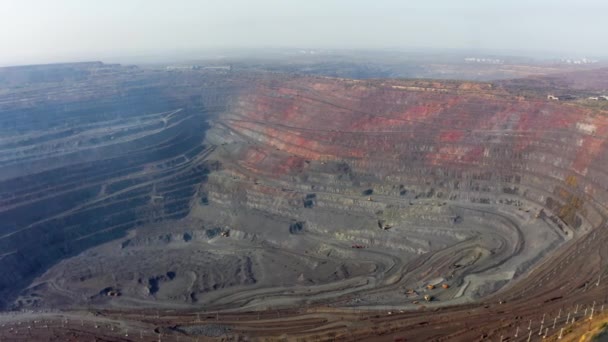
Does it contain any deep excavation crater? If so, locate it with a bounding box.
[0,64,607,340]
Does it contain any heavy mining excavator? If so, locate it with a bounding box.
[377,221,393,230]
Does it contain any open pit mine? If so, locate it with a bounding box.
[0,62,608,341]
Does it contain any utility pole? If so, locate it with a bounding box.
[528,319,532,330]
[558,327,564,339]
[553,316,557,329]
[527,329,532,342]
[566,312,570,325]
[515,326,519,337]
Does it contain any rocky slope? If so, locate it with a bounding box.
[189,74,608,309]
[1,63,607,319]
[0,63,237,308]
[213,76,607,232]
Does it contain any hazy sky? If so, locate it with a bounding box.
[1,0,607,66]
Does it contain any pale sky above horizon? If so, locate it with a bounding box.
[1,0,607,66]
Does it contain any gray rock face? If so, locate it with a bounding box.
[0,63,237,309]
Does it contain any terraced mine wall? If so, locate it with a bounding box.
[1,64,608,312]
[214,76,608,230]
[195,75,608,307]
[0,63,238,309]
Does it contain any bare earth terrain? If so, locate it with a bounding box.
[0,61,608,341]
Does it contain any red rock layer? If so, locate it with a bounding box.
[219,76,608,229]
